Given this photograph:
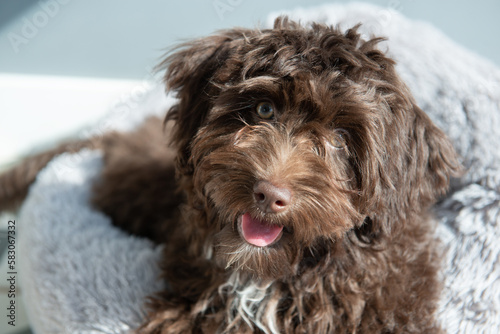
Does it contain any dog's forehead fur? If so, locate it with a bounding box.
[215,19,388,79]
[209,22,401,123]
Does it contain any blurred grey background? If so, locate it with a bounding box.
[1,0,499,80]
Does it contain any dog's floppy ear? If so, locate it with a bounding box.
[159,33,239,173]
[406,103,461,204]
[355,98,461,243]
[364,98,461,236]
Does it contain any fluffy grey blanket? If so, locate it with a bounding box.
[18,3,499,333]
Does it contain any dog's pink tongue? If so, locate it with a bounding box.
[241,213,283,247]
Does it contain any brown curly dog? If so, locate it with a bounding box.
[0,18,461,333]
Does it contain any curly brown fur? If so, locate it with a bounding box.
[0,139,98,211]
[91,118,183,242]
[0,18,461,333]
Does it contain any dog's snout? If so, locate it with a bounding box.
[253,181,291,213]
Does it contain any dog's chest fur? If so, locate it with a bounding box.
[220,272,281,334]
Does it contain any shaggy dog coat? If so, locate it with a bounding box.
[0,18,460,333]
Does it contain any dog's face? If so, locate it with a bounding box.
[162,18,458,279]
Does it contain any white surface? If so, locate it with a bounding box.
[0,74,145,166]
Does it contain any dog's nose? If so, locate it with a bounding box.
[253,181,291,214]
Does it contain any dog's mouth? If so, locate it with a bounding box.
[238,213,284,247]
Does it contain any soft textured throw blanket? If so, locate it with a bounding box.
[19,3,499,333]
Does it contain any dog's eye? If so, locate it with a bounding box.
[256,102,275,119]
[328,129,349,150]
